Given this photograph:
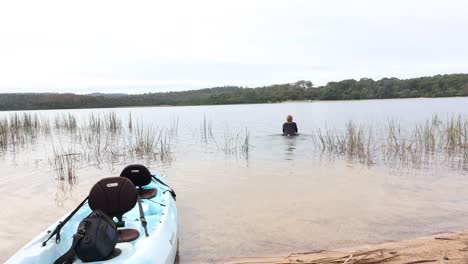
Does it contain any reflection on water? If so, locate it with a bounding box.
[174,157,468,263]
[52,152,79,206]
[284,135,297,160]
[1,97,468,263]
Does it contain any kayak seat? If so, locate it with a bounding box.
[138,187,157,199]
[88,177,140,243]
[118,229,140,243]
[120,164,157,199]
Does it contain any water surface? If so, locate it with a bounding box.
[1,97,468,263]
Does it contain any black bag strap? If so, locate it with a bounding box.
[43,196,89,246]
[136,195,149,237]
[53,221,87,264]
[151,175,176,200]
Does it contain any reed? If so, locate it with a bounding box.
[128,112,133,132]
[0,117,8,151]
[127,124,161,157]
[201,114,214,142]
[40,115,52,135]
[50,143,80,205]
[105,112,121,134]
[3,110,466,173]
[54,113,77,132]
[87,113,102,134]
[312,115,468,170]
[169,115,179,138]
[217,127,251,155]
[312,122,375,165]
[159,129,175,164]
[51,144,79,185]
[241,128,250,154]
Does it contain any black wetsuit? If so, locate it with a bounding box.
[282,122,298,136]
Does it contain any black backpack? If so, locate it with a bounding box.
[54,209,119,264]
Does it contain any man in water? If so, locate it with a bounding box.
[283,115,298,136]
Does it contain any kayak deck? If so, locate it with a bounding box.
[7,175,178,264]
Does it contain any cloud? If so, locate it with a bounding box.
[0,0,467,93]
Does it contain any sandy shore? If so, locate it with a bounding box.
[228,232,468,264]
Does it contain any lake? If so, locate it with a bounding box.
[1,97,468,263]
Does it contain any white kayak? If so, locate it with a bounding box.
[6,173,178,264]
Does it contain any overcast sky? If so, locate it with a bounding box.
[0,0,467,94]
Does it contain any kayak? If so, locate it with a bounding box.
[6,173,178,264]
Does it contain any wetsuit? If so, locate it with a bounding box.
[282,122,298,136]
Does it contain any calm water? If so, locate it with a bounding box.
[1,97,468,263]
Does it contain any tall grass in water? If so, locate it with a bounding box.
[198,116,251,156]
[218,127,251,155]
[50,143,79,205]
[0,111,178,200]
[168,115,179,138]
[72,114,176,166]
[87,113,102,134]
[159,129,175,164]
[128,112,133,132]
[0,113,45,152]
[40,115,52,135]
[1,111,466,171]
[312,115,468,170]
[312,122,375,165]
[241,128,250,154]
[54,113,77,132]
[0,118,8,151]
[85,112,121,134]
[52,151,79,182]
[127,124,161,157]
[200,114,214,142]
[105,112,121,134]
[443,115,468,154]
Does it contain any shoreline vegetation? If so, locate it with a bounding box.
[0,111,466,207]
[0,112,250,204]
[0,73,467,111]
[0,111,467,180]
[229,231,468,264]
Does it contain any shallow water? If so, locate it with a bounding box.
[1,97,468,263]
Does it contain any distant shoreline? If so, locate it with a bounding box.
[0,95,467,113]
[1,73,467,111]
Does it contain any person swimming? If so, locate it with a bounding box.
[282,115,298,136]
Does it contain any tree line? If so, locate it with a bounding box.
[0,73,467,111]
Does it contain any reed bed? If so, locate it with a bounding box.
[127,124,161,157]
[0,111,178,185]
[77,116,175,165]
[311,115,468,170]
[3,111,467,186]
[105,112,122,134]
[159,129,175,163]
[54,113,77,132]
[312,122,374,165]
[216,127,251,155]
[0,113,45,151]
[199,116,251,156]
[0,111,252,203]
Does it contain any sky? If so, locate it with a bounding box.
[0,0,467,94]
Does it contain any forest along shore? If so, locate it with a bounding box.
[1,73,468,111]
[228,232,468,264]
